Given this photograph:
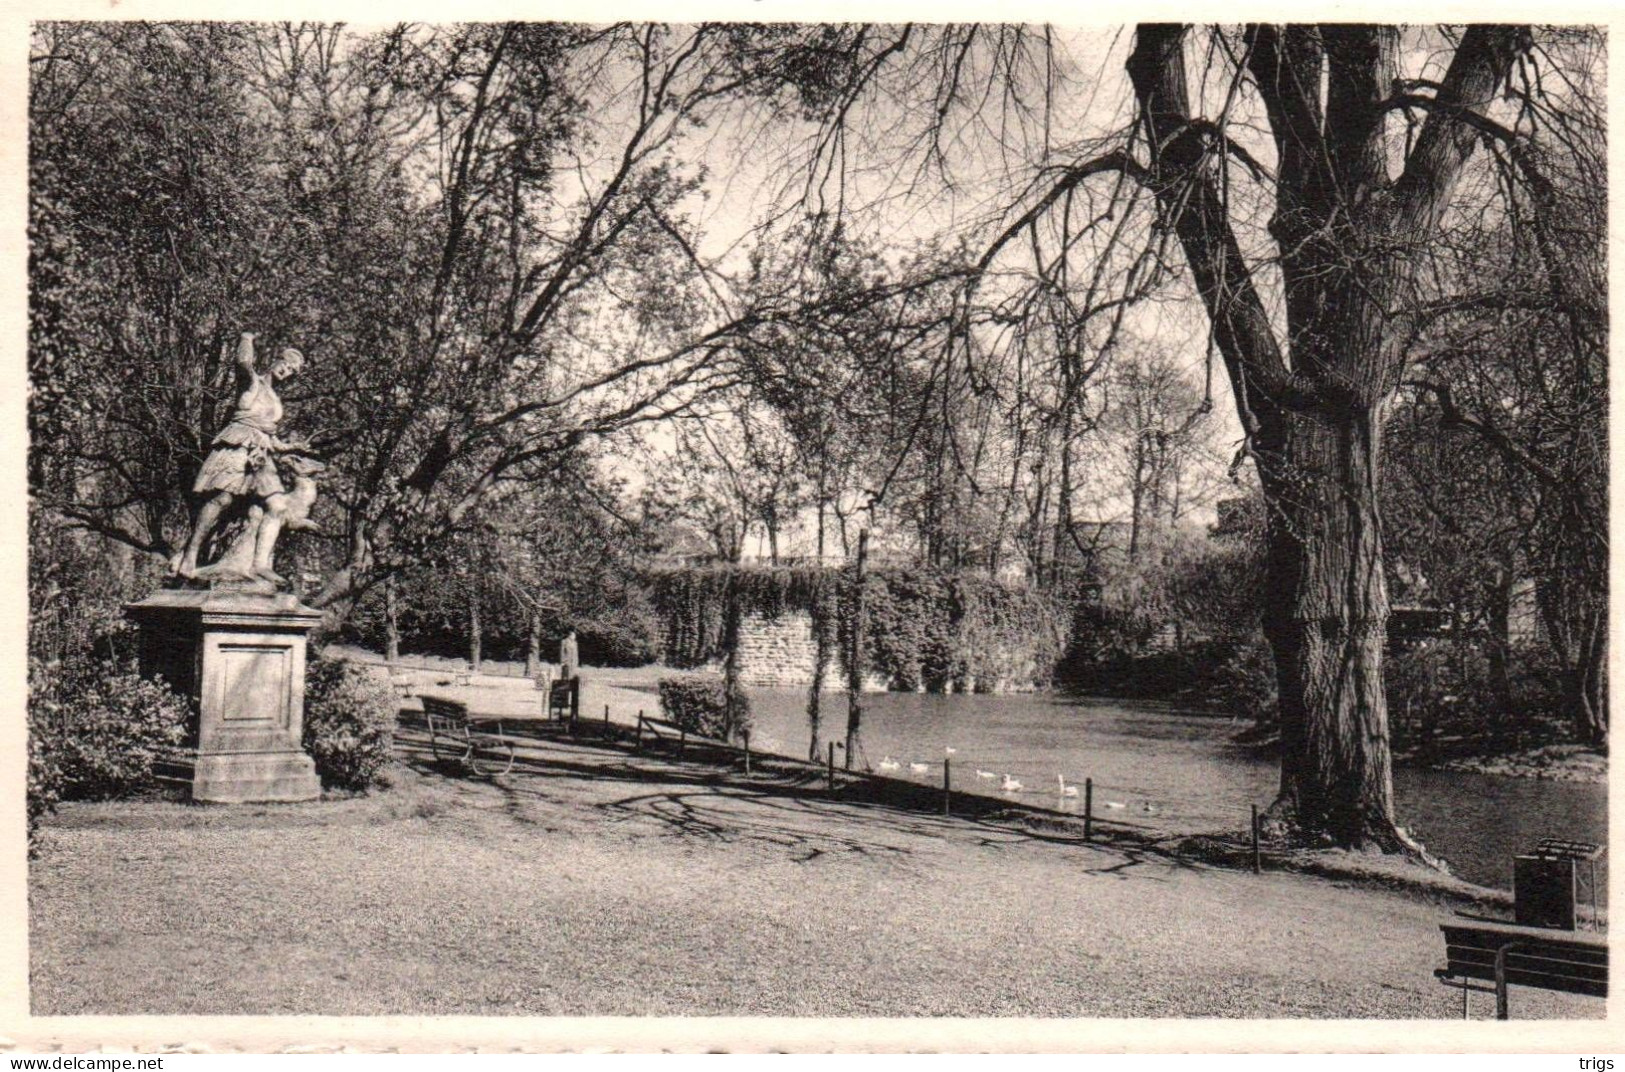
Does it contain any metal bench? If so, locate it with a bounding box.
[1436,921,1607,1019]
[420,695,516,776]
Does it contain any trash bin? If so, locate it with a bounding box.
[1514,839,1604,931]
[1514,853,1577,930]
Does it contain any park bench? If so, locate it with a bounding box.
[420,695,516,776]
[1435,920,1607,1019]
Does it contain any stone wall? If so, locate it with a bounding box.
[732,610,820,689]
[706,610,889,692]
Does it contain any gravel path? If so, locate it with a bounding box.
[30,726,1602,1020]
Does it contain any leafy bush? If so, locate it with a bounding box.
[658,674,751,741]
[29,657,190,802]
[26,662,61,851]
[303,657,399,791]
[1208,637,1278,724]
[1063,601,1160,666]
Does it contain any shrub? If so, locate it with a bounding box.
[1063,601,1160,665]
[303,657,399,791]
[30,658,190,802]
[1208,637,1278,724]
[26,662,61,852]
[658,674,751,742]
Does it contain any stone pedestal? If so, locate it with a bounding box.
[125,588,323,803]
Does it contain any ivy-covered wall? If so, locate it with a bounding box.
[650,565,1069,694]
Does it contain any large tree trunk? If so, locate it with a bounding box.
[1052,410,1073,589]
[1126,23,1524,849]
[1257,406,1403,849]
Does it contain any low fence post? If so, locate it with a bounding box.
[743,730,752,776]
[604,703,610,726]
[634,712,644,752]
[942,756,952,816]
[827,741,836,793]
[1251,804,1261,874]
[1083,778,1093,842]
[678,728,686,761]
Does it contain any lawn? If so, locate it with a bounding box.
[30,722,1603,1021]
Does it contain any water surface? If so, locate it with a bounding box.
[740,688,1606,895]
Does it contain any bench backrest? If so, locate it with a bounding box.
[548,678,578,715]
[1440,924,1607,998]
[421,696,471,734]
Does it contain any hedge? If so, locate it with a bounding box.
[657,674,752,742]
[650,564,1067,693]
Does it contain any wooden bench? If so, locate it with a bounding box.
[420,695,516,776]
[1436,921,1607,1018]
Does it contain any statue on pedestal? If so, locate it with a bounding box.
[170,332,321,589]
[130,330,328,802]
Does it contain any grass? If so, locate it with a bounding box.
[30,723,1603,1019]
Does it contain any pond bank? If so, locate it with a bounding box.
[1233,725,1607,784]
[1427,744,1608,784]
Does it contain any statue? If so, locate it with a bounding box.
[560,631,579,680]
[170,331,318,587]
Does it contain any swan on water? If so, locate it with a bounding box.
[1103,800,1126,810]
[878,757,901,772]
[1001,774,1023,792]
[1057,775,1079,798]
[975,769,997,780]
[909,762,930,774]
[944,746,957,756]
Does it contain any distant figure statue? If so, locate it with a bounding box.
[171,332,314,584]
[560,631,579,680]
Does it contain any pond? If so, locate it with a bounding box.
[739,688,1607,895]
